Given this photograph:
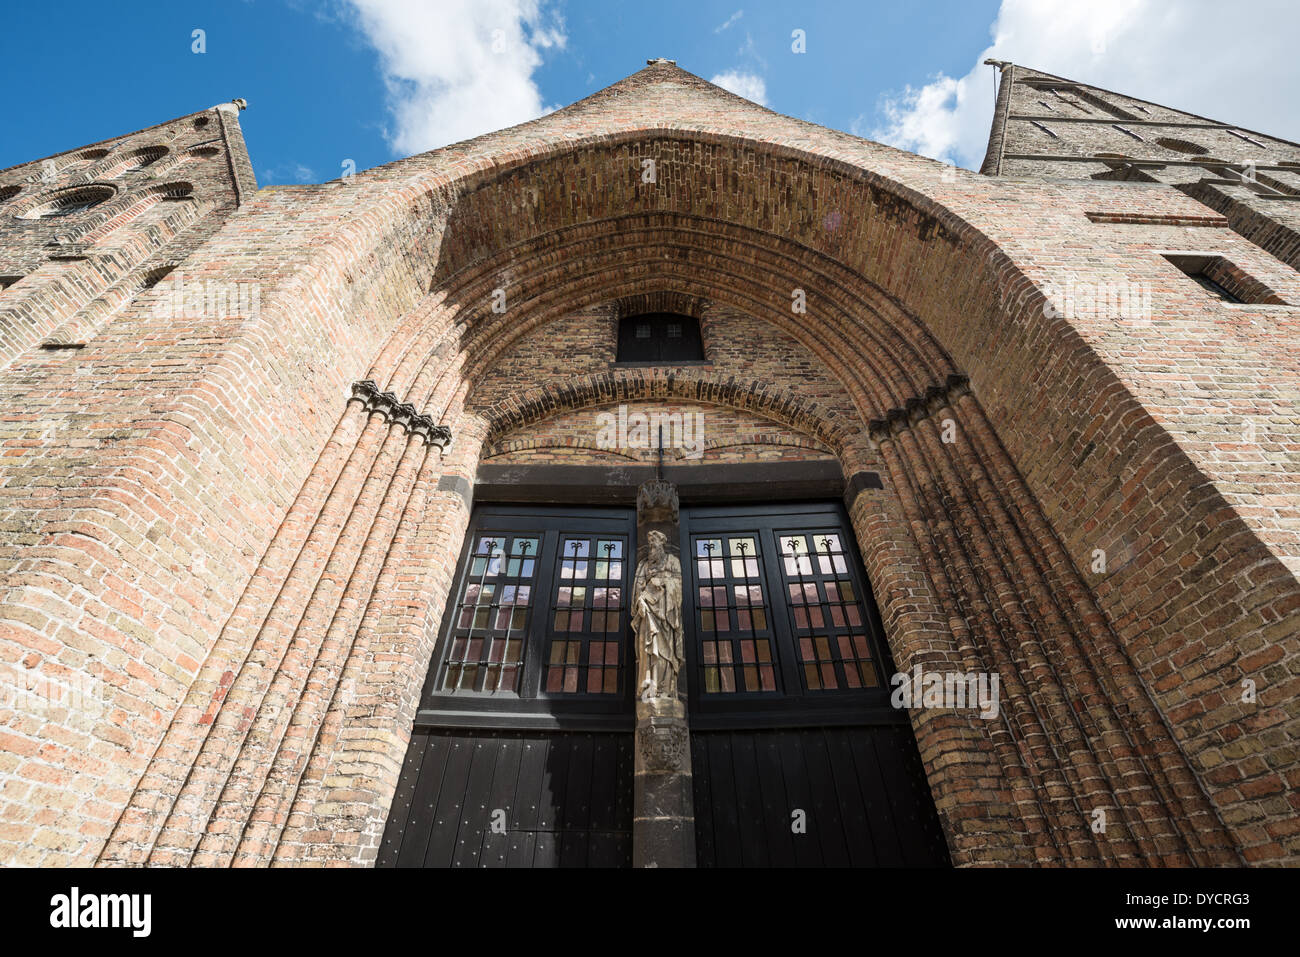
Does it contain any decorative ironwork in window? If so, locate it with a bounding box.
[429,504,889,726]
[546,537,626,694]
[695,535,777,694]
[778,532,879,692]
[683,504,891,718]
[430,509,634,710]
[441,533,537,694]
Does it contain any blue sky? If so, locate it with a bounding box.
[3,1,1298,181]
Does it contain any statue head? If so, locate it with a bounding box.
[646,529,667,558]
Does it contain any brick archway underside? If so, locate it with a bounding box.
[87,130,1283,870]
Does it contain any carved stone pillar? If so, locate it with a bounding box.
[632,479,696,867]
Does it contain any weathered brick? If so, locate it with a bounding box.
[0,60,1295,869]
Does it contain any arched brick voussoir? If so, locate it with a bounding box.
[431,213,956,384]
[445,259,914,423]
[419,129,981,285]
[383,233,976,434]
[311,107,1035,395]
[476,369,856,456]
[362,214,967,420]
[420,223,954,407]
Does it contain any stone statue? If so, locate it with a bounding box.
[632,529,684,702]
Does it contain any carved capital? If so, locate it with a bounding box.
[409,414,452,448]
[389,401,418,430]
[636,479,679,525]
[867,373,971,448]
[348,380,452,448]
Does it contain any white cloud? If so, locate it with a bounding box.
[345,0,565,155]
[735,32,767,69]
[715,10,743,33]
[262,163,317,184]
[710,70,768,106]
[866,0,1300,169]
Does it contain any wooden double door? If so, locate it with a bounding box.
[377,502,949,867]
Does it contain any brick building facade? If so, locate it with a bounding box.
[0,60,1296,867]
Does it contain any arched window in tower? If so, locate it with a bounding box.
[20,186,115,220]
[104,146,169,178]
[58,148,108,174]
[616,312,705,363]
[36,197,98,218]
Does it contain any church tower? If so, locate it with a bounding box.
[983,61,1300,273]
[0,101,254,359]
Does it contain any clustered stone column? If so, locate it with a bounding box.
[866,375,1238,866]
[631,479,696,867]
[98,378,454,866]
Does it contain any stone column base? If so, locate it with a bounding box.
[632,698,696,867]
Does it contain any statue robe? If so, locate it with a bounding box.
[631,551,684,692]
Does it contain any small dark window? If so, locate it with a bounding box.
[616,312,704,363]
[1188,272,1242,303]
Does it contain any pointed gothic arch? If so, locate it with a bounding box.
[41,62,1286,871]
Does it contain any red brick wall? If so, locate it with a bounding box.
[0,62,1294,867]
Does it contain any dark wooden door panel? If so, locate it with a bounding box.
[380,507,638,868]
[378,729,633,868]
[691,726,950,868]
[681,504,950,868]
[382,503,950,869]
